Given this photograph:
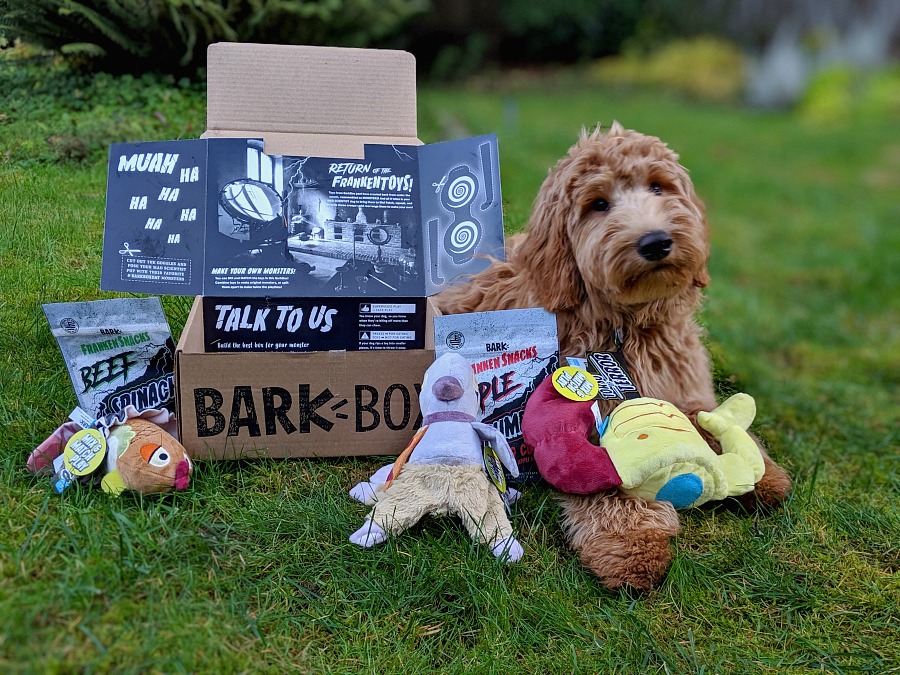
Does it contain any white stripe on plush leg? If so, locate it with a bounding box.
[349,519,387,547]
[491,535,524,562]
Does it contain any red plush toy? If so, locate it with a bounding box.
[522,377,622,494]
[524,375,763,509]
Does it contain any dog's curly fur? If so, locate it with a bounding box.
[435,122,792,590]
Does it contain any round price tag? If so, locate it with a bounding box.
[62,428,107,477]
[551,366,599,401]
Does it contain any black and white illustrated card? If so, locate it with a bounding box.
[101,136,503,298]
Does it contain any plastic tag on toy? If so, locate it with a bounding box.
[551,366,599,401]
[52,469,75,494]
[483,443,507,493]
[51,454,75,494]
[68,406,96,430]
[591,401,609,437]
[586,351,640,400]
[565,356,588,370]
[49,429,106,494]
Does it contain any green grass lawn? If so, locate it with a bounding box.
[0,60,897,673]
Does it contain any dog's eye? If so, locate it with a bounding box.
[649,182,663,196]
[591,198,610,212]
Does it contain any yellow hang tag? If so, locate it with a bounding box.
[551,366,599,401]
[62,428,107,477]
[483,444,507,493]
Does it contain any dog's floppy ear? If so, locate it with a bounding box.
[515,165,585,310]
[667,165,711,291]
[693,266,711,288]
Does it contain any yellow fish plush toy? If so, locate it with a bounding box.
[602,394,764,509]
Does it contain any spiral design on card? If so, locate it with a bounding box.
[447,175,476,207]
[446,220,480,256]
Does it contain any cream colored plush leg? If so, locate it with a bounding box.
[447,468,521,561]
[365,472,440,537]
[697,393,755,435]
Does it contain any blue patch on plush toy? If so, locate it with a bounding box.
[656,474,704,509]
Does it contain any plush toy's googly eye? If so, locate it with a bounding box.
[149,448,171,468]
[141,443,171,468]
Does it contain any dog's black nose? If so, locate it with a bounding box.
[637,231,673,261]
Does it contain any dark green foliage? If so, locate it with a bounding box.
[401,0,734,81]
[497,0,642,62]
[402,0,649,81]
[0,0,427,74]
[0,56,205,163]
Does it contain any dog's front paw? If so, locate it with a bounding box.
[579,527,675,592]
[561,494,679,592]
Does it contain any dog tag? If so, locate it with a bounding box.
[586,351,641,400]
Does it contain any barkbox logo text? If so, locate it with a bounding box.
[193,381,422,438]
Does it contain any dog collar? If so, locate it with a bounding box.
[423,411,476,425]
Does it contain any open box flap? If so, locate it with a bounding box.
[101,135,502,298]
[201,129,422,160]
[206,43,418,158]
[101,43,504,299]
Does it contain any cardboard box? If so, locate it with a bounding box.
[163,43,509,458]
[177,295,438,459]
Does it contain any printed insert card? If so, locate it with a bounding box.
[101,135,503,298]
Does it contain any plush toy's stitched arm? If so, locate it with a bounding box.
[523,377,622,494]
[472,422,519,477]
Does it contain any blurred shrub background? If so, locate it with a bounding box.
[2,0,899,113]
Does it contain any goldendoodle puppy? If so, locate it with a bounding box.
[435,122,792,590]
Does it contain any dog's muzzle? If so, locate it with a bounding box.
[637,230,673,262]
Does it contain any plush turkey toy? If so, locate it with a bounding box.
[28,406,191,496]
